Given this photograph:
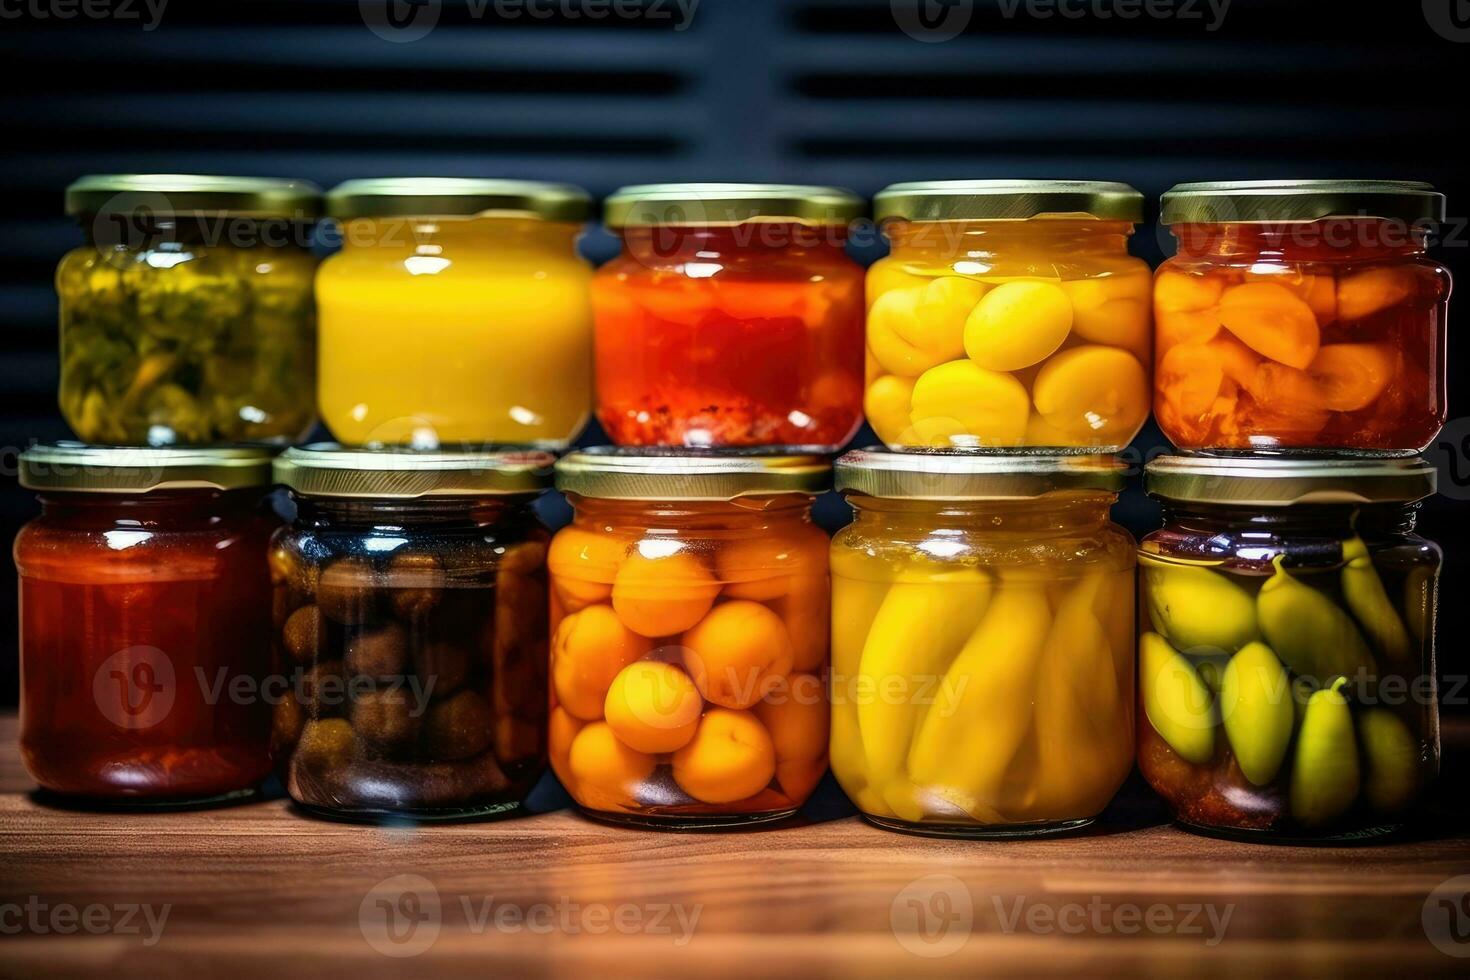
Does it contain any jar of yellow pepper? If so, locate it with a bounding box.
[865,180,1152,451]
[830,450,1135,837]
[317,178,594,448]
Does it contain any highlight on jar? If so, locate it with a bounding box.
[316,178,595,448]
[1137,456,1440,842]
[270,445,556,822]
[15,445,280,807]
[1155,180,1450,454]
[864,180,1152,451]
[546,450,832,827]
[58,174,321,446]
[592,183,866,450]
[829,451,1136,838]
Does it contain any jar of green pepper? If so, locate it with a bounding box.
[58,174,322,445]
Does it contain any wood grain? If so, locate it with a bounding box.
[3,714,1469,979]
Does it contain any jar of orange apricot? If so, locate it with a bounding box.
[547,449,831,827]
[1156,180,1449,454]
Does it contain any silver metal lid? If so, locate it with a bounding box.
[604,183,864,228]
[874,179,1144,223]
[1145,455,1436,506]
[19,443,275,493]
[275,444,554,499]
[555,448,831,500]
[1160,179,1445,225]
[835,449,1127,500]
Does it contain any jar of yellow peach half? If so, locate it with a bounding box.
[831,450,1136,838]
[866,180,1152,451]
[548,449,832,828]
[317,178,594,448]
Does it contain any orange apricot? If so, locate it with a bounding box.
[1336,267,1415,321]
[774,759,826,803]
[671,708,777,804]
[681,600,795,709]
[1216,282,1321,369]
[548,705,585,778]
[604,661,703,754]
[717,523,827,601]
[1306,343,1398,412]
[1156,307,1221,350]
[1244,269,1337,323]
[568,721,656,811]
[753,682,829,763]
[1155,269,1224,314]
[776,571,830,673]
[548,527,627,612]
[551,604,653,720]
[1208,333,1263,390]
[611,543,721,637]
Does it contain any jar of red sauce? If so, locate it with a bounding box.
[15,444,278,807]
[593,183,866,450]
[1155,180,1449,454]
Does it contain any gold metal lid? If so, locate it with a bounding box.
[874,179,1144,224]
[604,183,864,228]
[835,449,1127,500]
[1145,455,1436,507]
[65,174,322,219]
[1160,180,1445,225]
[556,448,831,500]
[275,444,554,499]
[18,443,275,494]
[325,178,592,222]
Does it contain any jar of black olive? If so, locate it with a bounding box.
[270,445,553,821]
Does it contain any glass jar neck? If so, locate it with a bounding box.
[618,224,849,264]
[849,493,1118,535]
[338,216,581,253]
[884,218,1134,260]
[1158,501,1420,538]
[569,493,815,531]
[1170,219,1429,263]
[294,495,537,531]
[36,488,260,529]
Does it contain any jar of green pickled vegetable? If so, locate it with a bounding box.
[1138,456,1440,843]
[58,174,322,445]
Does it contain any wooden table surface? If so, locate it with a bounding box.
[4,713,1470,979]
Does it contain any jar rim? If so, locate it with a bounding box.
[835,449,1127,500]
[1145,455,1436,507]
[1160,179,1444,225]
[874,180,1143,224]
[275,444,554,499]
[66,174,322,220]
[326,177,592,222]
[19,442,275,493]
[556,447,830,500]
[603,183,864,229]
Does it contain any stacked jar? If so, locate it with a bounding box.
[836,180,1151,837]
[1142,179,1449,842]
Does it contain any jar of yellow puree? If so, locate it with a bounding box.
[317,178,594,447]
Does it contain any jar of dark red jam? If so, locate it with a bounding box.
[15,444,278,806]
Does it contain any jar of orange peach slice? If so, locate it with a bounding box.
[1155,180,1449,454]
[547,449,831,828]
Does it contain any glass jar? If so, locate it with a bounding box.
[593,184,865,449]
[270,445,554,821]
[830,451,1136,837]
[1155,180,1450,454]
[547,449,832,827]
[866,181,1151,451]
[58,174,321,446]
[1138,456,1440,842]
[317,178,594,448]
[15,445,279,806]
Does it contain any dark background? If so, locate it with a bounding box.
[1,0,1468,711]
